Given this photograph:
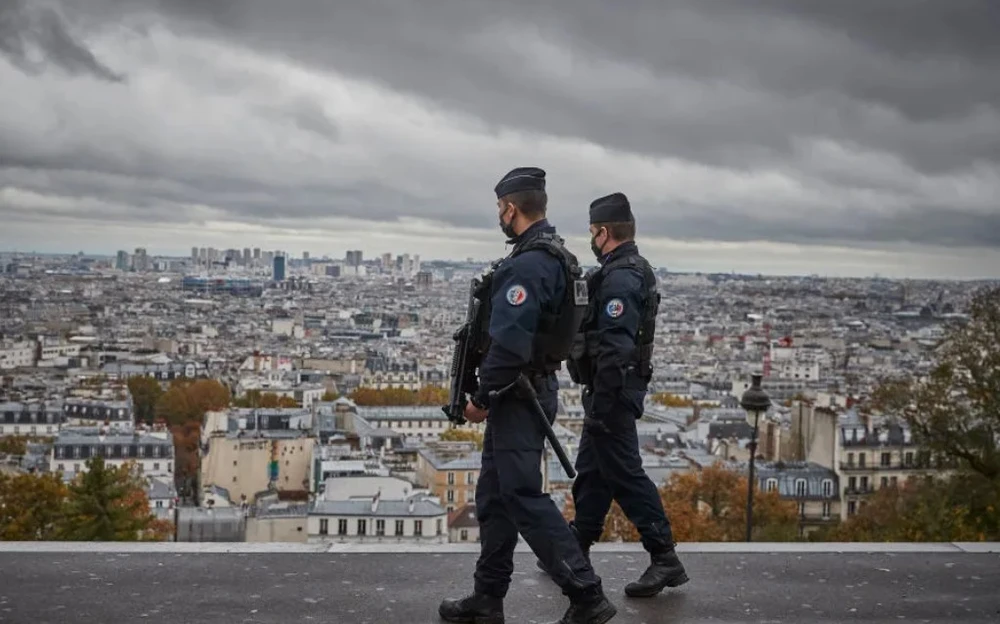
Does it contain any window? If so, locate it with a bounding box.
[337,519,348,535]
[437,519,443,536]
[821,479,834,497]
[880,476,888,488]
[154,463,160,471]
[794,479,807,497]
[822,502,831,519]
[358,519,367,536]
[765,478,778,492]
[904,452,914,466]
[319,519,329,535]
[395,520,404,536]
[880,452,890,467]
[447,472,455,485]
[858,453,866,467]
[798,502,805,517]
[848,501,857,515]
[846,452,854,466]
[860,476,869,490]
[376,520,385,536]
[848,476,857,491]
[460,529,468,542]
[446,490,454,502]
[466,472,475,485]
[414,520,423,536]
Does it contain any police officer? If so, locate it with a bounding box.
[439,168,617,624]
[540,192,689,598]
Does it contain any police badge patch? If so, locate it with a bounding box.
[605,298,625,318]
[506,285,527,306]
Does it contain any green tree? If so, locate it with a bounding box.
[871,286,1000,481]
[127,375,164,424]
[58,456,159,541]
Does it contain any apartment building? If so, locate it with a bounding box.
[357,406,467,441]
[415,442,482,514]
[0,341,35,370]
[62,398,133,428]
[838,413,942,519]
[200,431,317,504]
[0,402,63,436]
[51,431,174,477]
[309,496,448,544]
[756,461,840,536]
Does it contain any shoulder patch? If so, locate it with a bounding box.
[605,298,625,318]
[506,285,527,306]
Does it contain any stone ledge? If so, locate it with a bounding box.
[0,541,997,553]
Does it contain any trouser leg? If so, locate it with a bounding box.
[569,426,613,546]
[473,423,519,598]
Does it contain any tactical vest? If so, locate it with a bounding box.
[568,252,659,387]
[475,232,588,374]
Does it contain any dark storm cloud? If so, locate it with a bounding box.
[1,0,998,258]
[0,0,124,82]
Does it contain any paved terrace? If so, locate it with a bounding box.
[1,543,998,623]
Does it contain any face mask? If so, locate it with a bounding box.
[590,229,605,260]
[499,206,517,238]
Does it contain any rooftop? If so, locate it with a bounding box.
[0,543,996,623]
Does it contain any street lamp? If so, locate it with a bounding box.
[740,373,771,542]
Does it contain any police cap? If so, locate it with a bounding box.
[495,167,546,199]
[589,192,634,223]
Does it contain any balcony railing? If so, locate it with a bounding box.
[843,486,875,495]
[839,462,929,471]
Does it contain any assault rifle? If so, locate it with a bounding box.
[442,275,489,426]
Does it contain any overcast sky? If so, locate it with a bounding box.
[2,0,999,278]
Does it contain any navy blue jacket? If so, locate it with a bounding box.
[590,241,648,416]
[474,220,565,407]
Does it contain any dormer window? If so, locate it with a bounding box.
[795,479,807,497]
[765,478,778,492]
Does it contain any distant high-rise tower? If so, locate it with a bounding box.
[303,251,310,262]
[253,247,261,260]
[273,255,286,282]
[191,247,198,263]
[116,250,129,271]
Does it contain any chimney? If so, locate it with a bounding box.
[408,499,415,514]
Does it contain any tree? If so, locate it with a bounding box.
[127,375,163,424]
[0,435,29,456]
[870,286,1000,482]
[651,392,694,408]
[439,428,484,450]
[57,456,162,541]
[155,378,230,426]
[564,463,798,543]
[320,390,341,401]
[823,476,994,542]
[416,385,449,406]
[171,420,202,500]
[0,472,68,540]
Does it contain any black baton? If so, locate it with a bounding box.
[490,373,577,479]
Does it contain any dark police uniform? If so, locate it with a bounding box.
[564,192,689,598]
[440,168,617,624]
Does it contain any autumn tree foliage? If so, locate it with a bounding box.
[822,475,996,542]
[564,463,798,543]
[650,392,694,408]
[349,385,449,406]
[58,456,167,541]
[0,458,173,541]
[439,428,485,450]
[0,472,68,540]
[152,378,229,497]
[232,390,299,408]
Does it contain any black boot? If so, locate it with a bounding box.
[438,592,505,624]
[623,549,689,598]
[548,595,617,624]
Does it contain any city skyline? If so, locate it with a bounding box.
[1,1,998,280]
